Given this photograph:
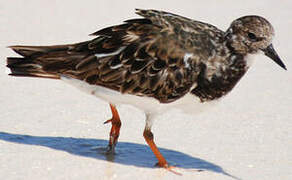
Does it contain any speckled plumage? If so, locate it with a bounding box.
[7,9,285,103]
[6,9,286,170]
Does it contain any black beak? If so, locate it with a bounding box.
[262,44,287,70]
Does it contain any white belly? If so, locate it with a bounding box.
[61,75,219,116]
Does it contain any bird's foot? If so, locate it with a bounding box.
[106,144,116,154]
[155,162,182,175]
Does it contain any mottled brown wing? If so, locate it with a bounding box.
[78,10,205,103]
[68,10,205,103]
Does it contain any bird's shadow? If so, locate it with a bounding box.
[0,131,239,179]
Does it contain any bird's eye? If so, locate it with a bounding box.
[247,32,257,40]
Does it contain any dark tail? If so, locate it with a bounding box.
[6,42,90,79]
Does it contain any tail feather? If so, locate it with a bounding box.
[7,57,60,79]
[6,43,90,79]
[9,45,69,57]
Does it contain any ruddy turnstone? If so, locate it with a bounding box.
[6,9,286,171]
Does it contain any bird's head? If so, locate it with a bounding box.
[225,15,286,70]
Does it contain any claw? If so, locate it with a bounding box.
[104,119,112,124]
[166,166,182,176]
[106,144,115,154]
[155,163,182,175]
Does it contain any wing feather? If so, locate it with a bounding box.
[71,9,208,103]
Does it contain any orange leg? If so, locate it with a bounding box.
[143,120,181,175]
[104,104,121,153]
[143,129,168,168]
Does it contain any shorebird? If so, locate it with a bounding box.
[6,9,286,171]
